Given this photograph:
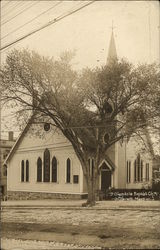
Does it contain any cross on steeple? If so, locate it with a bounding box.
[110,20,116,32]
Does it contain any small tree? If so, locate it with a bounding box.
[1,49,159,205]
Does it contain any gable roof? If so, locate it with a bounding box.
[99,154,116,171]
[4,117,34,164]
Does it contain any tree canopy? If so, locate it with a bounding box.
[1,49,160,205]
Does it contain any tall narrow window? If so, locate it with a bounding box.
[52,157,57,183]
[140,160,143,182]
[148,164,150,180]
[146,163,149,181]
[66,158,71,183]
[26,160,29,182]
[134,160,137,182]
[44,149,50,182]
[134,155,143,182]
[21,160,24,182]
[91,159,94,177]
[129,161,131,183]
[137,154,140,182]
[127,161,131,183]
[88,158,91,176]
[127,161,128,183]
[37,157,42,182]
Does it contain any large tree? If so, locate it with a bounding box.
[1,49,159,205]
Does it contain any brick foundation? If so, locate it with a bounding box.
[7,191,87,200]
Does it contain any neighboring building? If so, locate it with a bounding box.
[153,155,160,179]
[0,132,15,198]
[5,31,154,200]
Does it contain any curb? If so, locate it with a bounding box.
[1,206,160,211]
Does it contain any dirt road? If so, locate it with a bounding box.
[1,205,160,249]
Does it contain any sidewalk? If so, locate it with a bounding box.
[1,199,160,210]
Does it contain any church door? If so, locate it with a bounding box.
[101,163,111,191]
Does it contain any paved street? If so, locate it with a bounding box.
[1,200,160,249]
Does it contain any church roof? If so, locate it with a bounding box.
[99,155,115,171]
[4,116,34,164]
[107,30,117,64]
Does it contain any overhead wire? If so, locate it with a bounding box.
[1,0,12,9]
[1,1,95,52]
[1,1,28,21]
[1,1,40,26]
[1,1,83,53]
[2,1,62,40]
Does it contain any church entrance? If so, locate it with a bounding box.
[100,162,112,191]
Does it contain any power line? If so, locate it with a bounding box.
[1,1,81,52]
[1,1,88,53]
[1,1,28,21]
[1,1,95,52]
[1,1,62,40]
[1,0,12,9]
[1,123,158,131]
[1,1,40,26]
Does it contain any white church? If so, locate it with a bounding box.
[5,31,153,200]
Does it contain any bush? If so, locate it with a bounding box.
[152,178,160,192]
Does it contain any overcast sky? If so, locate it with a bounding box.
[1,0,160,138]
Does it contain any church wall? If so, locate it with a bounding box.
[7,125,88,199]
[125,136,153,189]
[106,144,117,188]
[7,121,153,200]
[7,147,84,194]
[117,142,126,189]
[106,145,115,164]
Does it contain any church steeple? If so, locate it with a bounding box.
[107,27,117,64]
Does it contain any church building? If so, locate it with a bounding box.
[5,31,153,200]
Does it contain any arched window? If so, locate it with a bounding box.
[52,157,57,183]
[134,160,137,182]
[26,160,29,182]
[66,158,71,183]
[127,161,131,183]
[134,154,143,182]
[43,149,50,182]
[146,163,149,181]
[140,160,143,182]
[37,157,42,182]
[137,154,140,182]
[21,160,24,182]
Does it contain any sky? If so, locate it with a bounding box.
[0,0,160,139]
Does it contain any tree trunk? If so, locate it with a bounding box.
[82,158,100,207]
[87,177,96,206]
[85,174,99,206]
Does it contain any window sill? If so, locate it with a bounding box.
[20,181,30,183]
[134,181,144,183]
[36,181,59,184]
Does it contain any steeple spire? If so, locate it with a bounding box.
[107,22,117,64]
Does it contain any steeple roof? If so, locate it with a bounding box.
[107,30,117,64]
